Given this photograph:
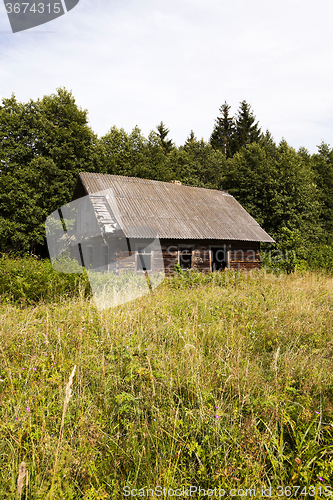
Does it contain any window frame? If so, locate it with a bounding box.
[136,244,153,273]
[178,245,194,270]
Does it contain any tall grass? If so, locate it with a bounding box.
[0,266,333,498]
[0,255,90,306]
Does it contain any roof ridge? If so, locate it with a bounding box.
[79,172,230,195]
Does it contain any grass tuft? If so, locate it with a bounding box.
[1,267,333,497]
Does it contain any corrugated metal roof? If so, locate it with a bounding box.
[74,173,275,242]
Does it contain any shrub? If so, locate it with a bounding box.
[0,255,91,305]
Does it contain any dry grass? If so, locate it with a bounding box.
[0,270,333,498]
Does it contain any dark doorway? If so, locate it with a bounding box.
[211,247,227,271]
[179,248,192,269]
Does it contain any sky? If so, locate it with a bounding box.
[0,0,333,153]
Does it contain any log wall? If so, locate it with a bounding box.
[159,239,261,276]
[82,238,261,275]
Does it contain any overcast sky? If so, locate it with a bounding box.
[0,0,332,153]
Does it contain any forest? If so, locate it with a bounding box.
[0,87,333,271]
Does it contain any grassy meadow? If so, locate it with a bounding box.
[1,259,333,498]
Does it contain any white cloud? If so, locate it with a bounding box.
[0,0,333,152]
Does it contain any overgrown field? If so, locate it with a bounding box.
[1,266,333,498]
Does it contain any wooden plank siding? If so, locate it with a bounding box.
[159,239,261,276]
[81,238,261,275]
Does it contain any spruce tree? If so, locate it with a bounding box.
[184,130,197,148]
[311,142,333,242]
[156,121,174,154]
[209,101,234,158]
[233,100,261,153]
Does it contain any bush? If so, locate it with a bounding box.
[261,242,333,275]
[0,255,91,305]
[306,244,333,273]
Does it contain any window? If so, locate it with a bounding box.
[137,247,152,272]
[179,248,192,269]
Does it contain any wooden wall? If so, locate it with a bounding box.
[159,239,261,275]
[81,237,261,275]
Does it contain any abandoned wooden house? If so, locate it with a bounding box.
[71,172,274,275]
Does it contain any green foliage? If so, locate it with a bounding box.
[210,100,262,157]
[209,101,333,260]
[223,142,276,228]
[305,244,333,273]
[101,125,226,189]
[233,99,262,152]
[101,125,170,181]
[166,138,226,188]
[0,88,103,254]
[224,141,323,252]
[1,88,333,270]
[0,255,90,305]
[209,101,235,158]
[156,121,174,154]
[311,142,333,242]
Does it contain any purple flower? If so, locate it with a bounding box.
[215,415,221,418]
[215,406,219,409]
[26,407,29,411]
[315,411,319,414]
[319,477,323,481]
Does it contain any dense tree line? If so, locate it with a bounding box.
[0,88,333,268]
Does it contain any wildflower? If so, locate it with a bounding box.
[215,406,219,409]
[319,477,323,481]
[26,407,29,411]
[215,415,221,418]
[315,411,319,414]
